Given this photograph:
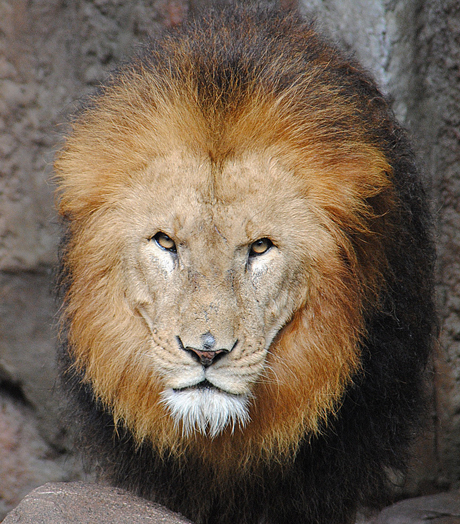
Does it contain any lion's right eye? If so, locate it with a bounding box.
[152,232,177,253]
[249,238,273,257]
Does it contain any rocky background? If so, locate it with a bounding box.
[0,0,459,519]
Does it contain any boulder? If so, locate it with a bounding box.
[2,482,192,524]
[374,491,460,524]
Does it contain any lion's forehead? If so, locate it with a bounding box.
[122,149,308,244]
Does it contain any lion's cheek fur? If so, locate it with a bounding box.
[64,255,361,466]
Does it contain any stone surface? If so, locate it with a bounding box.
[3,483,460,524]
[0,271,61,445]
[0,271,90,518]
[374,491,460,524]
[2,482,192,524]
[415,1,460,492]
[0,396,81,519]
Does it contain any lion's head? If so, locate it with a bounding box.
[55,12,396,468]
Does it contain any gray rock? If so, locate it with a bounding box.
[2,482,192,524]
[0,395,80,518]
[5,484,460,524]
[374,491,460,524]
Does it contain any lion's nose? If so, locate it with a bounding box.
[185,347,228,367]
[201,332,216,350]
[177,334,236,367]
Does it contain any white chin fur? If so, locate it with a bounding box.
[161,387,250,438]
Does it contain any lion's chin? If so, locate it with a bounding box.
[161,384,251,438]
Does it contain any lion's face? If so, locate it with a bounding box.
[59,130,391,460]
[119,150,315,436]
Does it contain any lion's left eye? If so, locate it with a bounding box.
[249,238,273,257]
[151,232,177,253]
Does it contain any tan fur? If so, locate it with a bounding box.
[55,41,395,472]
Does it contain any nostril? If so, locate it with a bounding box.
[186,348,226,368]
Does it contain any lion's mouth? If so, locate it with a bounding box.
[174,379,218,392]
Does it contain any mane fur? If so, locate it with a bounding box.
[55,6,436,524]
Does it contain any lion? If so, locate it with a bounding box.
[54,6,436,524]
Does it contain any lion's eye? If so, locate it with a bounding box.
[249,238,273,257]
[152,232,177,252]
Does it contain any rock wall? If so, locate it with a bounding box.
[417,1,460,492]
[1,0,458,518]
